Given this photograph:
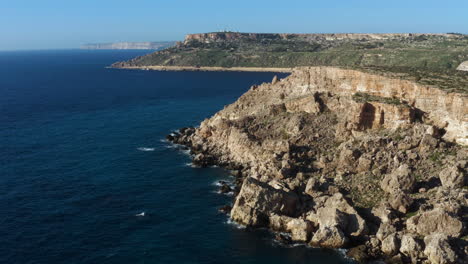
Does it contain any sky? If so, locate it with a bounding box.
[1,0,467,50]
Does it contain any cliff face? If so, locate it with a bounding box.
[183,32,462,44]
[207,67,467,145]
[168,67,467,263]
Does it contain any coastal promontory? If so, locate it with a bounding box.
[168,66,467,263]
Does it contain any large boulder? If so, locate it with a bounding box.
[406,208,463,237]
[399,234,424,261]
[388,191,413,213]
[305,177,320,196]
[287,218,314,242]
[269,214,314,242]
[381,233,400,256]
[439,165,466,188]
[316,207,348,230]
[376,222,397,241]
[424,234,457,264]
[310,226,348,248]
[230,177,298,226]
[322,193,367,237]
[381,164,415,193]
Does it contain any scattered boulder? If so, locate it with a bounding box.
[323,193,367,237]
[399,234,423,261]
[286,218,314,242]
[310,226,348,248]
[388,191,413,213]
[424,234,457,264]
[381,164,415,193]
[347,245,369,263]
[381,233,400,256]
[439,165,466,188]
[269,214,314,242]
[316,207,348,230]
[372,202,396,224]
[305,177,320,196]
[406,208,463,237]
[230,177,298,227]
[376,222,397,241]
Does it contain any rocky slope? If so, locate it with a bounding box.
[168,67,467,263]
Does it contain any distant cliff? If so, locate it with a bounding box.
[112,32,468,93]
[183,32,462,44]
[81,41,175,50]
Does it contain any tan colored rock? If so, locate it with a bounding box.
[310,226,348,248]
[316,207,348,230]
[388,191,413,213]
[269,213,294,231]
[381,233,400,255]
[357,156,373,173]
[381,164,415,193]
[406,208,463,237]
[372,203,395,224]
[322,193,367,237]
[376,222,397,241]
[269,214,314,242]
[286,218,314,242]
[424,234,457,264]
[304,177,320,196]
[400,234,423,261]
[456,61,468,71]
[439,165,466,188]
[230,177,298,226]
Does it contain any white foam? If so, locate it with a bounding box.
[184,162,199,168]
[225,218,246,229]
[137,147,155,152]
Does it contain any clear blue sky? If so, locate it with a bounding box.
[1,0,467,50]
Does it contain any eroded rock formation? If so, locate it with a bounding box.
[168,67,467,263]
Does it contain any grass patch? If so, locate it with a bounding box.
[352,92,405,105]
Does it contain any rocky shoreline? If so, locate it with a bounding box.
[110,65,293,73]
[167,67,467,263]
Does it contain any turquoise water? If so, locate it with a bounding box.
[0,50,350,264]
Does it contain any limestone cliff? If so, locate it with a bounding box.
[169,67,467,263]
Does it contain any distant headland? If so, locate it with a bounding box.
[81,41,176,50]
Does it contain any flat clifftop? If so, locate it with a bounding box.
[184,32,464,43]
[168,66,468,263]
[112,32,468,92]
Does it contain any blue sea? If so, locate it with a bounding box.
[0,50,350,264]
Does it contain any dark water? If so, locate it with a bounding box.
[0,50,350,264]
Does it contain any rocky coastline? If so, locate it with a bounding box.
[111,65,293,73]
[167,67,467,263]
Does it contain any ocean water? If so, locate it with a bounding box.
[0,50,350,264]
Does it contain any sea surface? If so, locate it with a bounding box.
[0,50,351,264]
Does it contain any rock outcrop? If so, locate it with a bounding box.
[457,61,468,72]
[168,66,468,263]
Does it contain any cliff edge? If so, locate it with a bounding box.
[169,67,467,263]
